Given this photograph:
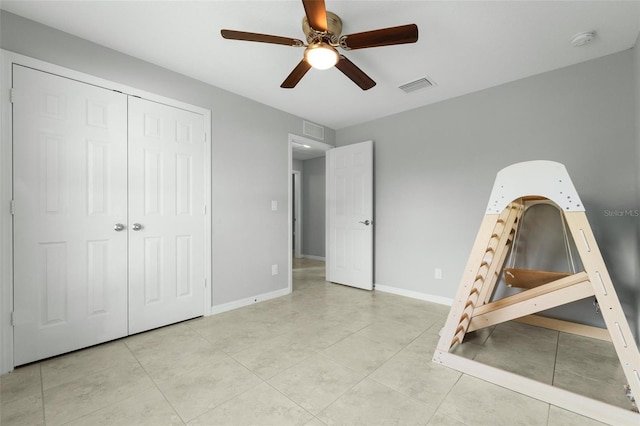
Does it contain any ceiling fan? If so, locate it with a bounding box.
[220,0,418,90]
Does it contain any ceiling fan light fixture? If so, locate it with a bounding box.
[304,42,339,70]
[222,1,419,89]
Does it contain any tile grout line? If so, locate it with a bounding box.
[287,262,374,423]
[551,330,561,387]
[290,261,446,424]
[29,341,139,425]
[270,351,369,420]
[38,363,46,425]
[426,373,468,426]
[122,338,188,426]
[547,330,561,426]
[262,380,319,424]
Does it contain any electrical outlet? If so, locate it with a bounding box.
[434,268,443,279]
[272,264,279,275]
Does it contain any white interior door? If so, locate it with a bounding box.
[127,97,205,334]
[13,65,128,365]
[326,141,374,290]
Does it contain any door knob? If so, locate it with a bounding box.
[114,223,125,232]
[132,223,143,231]
[359,220,371,226]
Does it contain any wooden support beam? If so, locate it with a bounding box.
[432,351,640,425]
[473,272,589,316]
[565,211,640,406]
[468,276,594,332]
[514,315,611,342]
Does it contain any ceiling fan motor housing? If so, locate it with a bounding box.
[302,11,342,45]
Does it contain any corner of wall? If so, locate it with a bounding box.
[634,30,640,340]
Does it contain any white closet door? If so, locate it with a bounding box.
[127,97,205,334]
[13,65,128,365]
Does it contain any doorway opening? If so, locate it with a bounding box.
[288,134,333,293]
[292,170,302,259]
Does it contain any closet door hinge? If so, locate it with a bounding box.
[204,278,207,288]
[10,200,15,215]
[10,88,16,104]
[11,311,16,326]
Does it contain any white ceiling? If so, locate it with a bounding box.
[2,1,639,130]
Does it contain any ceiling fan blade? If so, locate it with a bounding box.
[281,60,312,88]
[221,29,304,47]
[340,24,418,50]
[302,0,328,32]
[335,56,376,91]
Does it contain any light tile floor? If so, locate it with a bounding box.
[0,258,636,425]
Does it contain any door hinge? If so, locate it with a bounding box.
[204,278,207,288]
[10,88,15,104]
[10,200,15,215]
[203,204,207,215]
[203,132,207,143]
[11,311,15,326]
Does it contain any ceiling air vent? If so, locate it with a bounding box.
[303,120,324,141]
[399,77,435,94]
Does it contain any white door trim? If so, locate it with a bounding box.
[0,50,213,374]
[288,133,332,292]
[292,170,303,259]
[0,51,15,375]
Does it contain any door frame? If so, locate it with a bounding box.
[287,133,333,292]
[0,50,213,374]
[292,170,303,259]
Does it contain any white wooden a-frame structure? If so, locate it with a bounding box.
[433,161,639,425]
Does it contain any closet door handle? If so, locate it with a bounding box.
[132,223,143,231]
[114,223,125,232]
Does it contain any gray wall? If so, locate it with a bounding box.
[302,156,326,258]
[337,50,639,333]
[0,11,337,308]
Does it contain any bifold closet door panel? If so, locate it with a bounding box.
[127,97,205,334]
[12,65,129,365]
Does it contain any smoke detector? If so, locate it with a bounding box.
[570,31,595,47]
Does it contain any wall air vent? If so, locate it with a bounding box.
[399,77,435,94]
[303,120,324,141]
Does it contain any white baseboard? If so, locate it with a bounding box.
[375,284,453,306]
[302,254,325,261]
[208,287,291,316]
